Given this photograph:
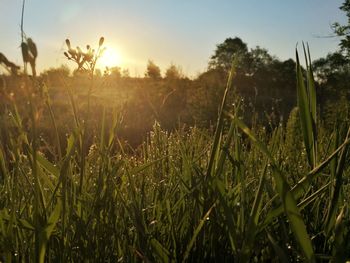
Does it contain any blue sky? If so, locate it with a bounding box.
[0,0,346,77]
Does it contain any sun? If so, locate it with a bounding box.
[99,47,122,68]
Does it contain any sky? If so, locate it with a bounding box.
[0,0,347,77]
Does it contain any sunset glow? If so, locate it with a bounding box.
[0,1,343,76]
[99,47,122,68]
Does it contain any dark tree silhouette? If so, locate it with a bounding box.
[165,64,182,79]
[145,60,162,79]
[333,0,350,57]
[209,37,249,72]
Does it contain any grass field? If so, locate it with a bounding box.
[0,41,349,262]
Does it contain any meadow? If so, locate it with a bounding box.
[0,32,349,263]
[1,0,350,259]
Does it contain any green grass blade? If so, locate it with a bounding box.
[240,163,267,262]
[296,49,315,168]
[181,203,215,263]
[259,136,350,231]
[39,200,62,263]
[324,127,350,235]
[207,59,236,177]
[331,205,348,263]
[231,115,315,262]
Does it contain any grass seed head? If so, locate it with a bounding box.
[21,42,29,62]
[99,37,104,47]
[27,38,38,58]
[66,39,71,49]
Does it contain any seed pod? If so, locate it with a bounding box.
[86,45,90,51]
[21,42,29,62]
[27,38,38,58]
[29,57,36,77]
[64,52,70,59]
[84,52,93,62]
[99,37,104,47]
[0,53,5,64]
[68,48,77,59]
[77,46,82,55]
[66,39,71,49]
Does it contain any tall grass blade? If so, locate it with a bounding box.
[296,49,315,168]
[207,59,236,177]
[259,136,350,231]
[324,127,350,235]
[231,116,315,262]
[181,203,215,262]
[38,201,62,263]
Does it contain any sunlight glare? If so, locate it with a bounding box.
[100,47,122,68]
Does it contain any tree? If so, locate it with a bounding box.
[248,46,276,74]
[110,66,122,79]
[333,0,350,57]
[42,65,70,85]
[122,68,130,78]
[165,64,182,79]
[312,51,350,126]
[209,37,249,71]
[313,52,349,81]
[145,60,161,79]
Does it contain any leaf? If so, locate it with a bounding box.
[230,115,315,262]
[259,136,350,231]
[39,201,62,263]
[331,206,348,263]
[207,59,236,177]
[150,238,171,263]
[182,203,215,263]
[296,49,315,168]
[240,163,267,262]
[36,151,60,177]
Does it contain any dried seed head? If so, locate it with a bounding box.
[21,42,29,62]
[64,52,70,59]
[99,37,104,47]
[86,45,91,51]
[66,39,71,49]
[84,52,93,62]
[27,38,38,58]
[77,46,82,55]
[68,48,77,58]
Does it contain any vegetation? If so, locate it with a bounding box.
[0,1,350,262]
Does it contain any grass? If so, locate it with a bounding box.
[0,29,350,263]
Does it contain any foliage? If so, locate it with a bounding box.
[0,46,350,262]
[313,51,350,127]
[42,65,70,86]
[165,64,183,80]
[209,37,249,72]
[145,60,162,79]
[1,2,350,257]
[333,0,350,57]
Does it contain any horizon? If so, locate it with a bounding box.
[0,0,346,77]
